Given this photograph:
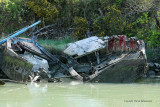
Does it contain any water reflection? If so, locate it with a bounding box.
[0,82,160,107]
[27,82,48,94]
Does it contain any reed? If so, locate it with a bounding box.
[38,36,75,55]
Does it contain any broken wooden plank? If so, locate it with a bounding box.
[69,67,83,81]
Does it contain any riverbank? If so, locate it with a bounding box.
[145,48,160,78]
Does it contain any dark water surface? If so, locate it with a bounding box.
[0,81,160,107]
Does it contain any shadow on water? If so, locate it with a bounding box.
[136,77,160,84]
[0,80,160,107]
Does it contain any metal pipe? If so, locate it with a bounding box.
[0,20,41,44]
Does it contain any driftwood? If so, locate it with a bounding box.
[33,24,56,35]
[31,24,74,39]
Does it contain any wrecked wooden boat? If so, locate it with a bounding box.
[0,21,147,83]
[0,37,51,82]
[0,35,147,83]
[62,35,147,83]
[0,21,51,82]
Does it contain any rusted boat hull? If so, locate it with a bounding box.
[0,38,50,82]
[88,53,147,83]
[1,55,33,82]
[63,35,147,83]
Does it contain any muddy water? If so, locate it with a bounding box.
[0,81,160,107]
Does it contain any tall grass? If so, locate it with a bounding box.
[38,36,75,55]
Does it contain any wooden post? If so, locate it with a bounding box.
[95,51,100,64]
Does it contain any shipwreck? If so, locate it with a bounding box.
[0,21,147,83]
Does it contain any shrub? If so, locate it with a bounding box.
[103,5,126,35]
[0,0,31,33]
[73,17,88,39]
[26,0,59,22]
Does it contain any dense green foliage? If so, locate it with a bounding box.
[26,0,58,22]
[0,0,160,47]
[0,0,33,33]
